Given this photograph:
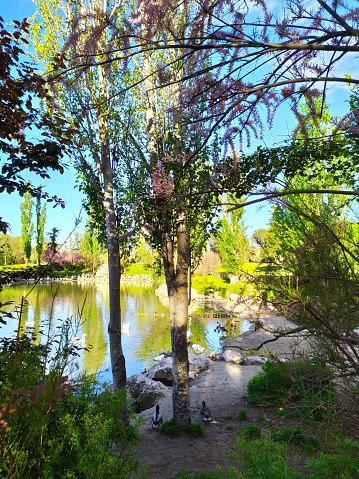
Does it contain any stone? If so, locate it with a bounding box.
[144,352,211,386]
[222,348,245,364]
[244,355,268,365]
[126,374,168,413]
[144,357,173,386]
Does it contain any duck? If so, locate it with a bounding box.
[121,322,130,334]
[71,333,87,346]
[186,330,194,340]
[151,404,163,429]
[200,401,212,422]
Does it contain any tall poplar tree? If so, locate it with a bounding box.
[31,0,136,392]
[35,195,47,266]
[20,190,34,265]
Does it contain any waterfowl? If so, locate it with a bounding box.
[25,320,35,328]
[186,330,194,340]
[121,322,130,334]
[71,333,87,346]
[200,401,212,422]
[151,404,163,429]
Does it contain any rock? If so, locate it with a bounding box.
[188,353,211,377]
[209,351,217,360]
[144,357,173,386]
[144,352,211,386]
[222,349,245,364]
[244,355,268,365]
[257,314,297,333]
[127,374,168,413]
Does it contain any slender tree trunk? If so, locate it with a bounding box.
[162,209,191,429]
[98,64,126,391]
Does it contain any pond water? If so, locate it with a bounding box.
[0,282,250,384]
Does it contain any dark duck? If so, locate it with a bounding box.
[200,401,212,422]
[151,404,163,429]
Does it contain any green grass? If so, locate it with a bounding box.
[124,263,154,275]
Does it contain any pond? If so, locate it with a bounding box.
[0,281,250,384]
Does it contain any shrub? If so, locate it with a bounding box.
[272,427,306,446]
[233,431,302,479]
[0,320,139,479]
[186,422,205,437]
[246,358,338,421]
[240,423,262,439]
[305,437,359,479]
[236,409,248,420]
[160,418,180,436]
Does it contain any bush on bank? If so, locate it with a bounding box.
[0,326,139,479]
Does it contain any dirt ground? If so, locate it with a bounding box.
[133,360,279,479]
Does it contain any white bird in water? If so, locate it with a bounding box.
[151,404,163,430]
[121,322,130,334]
[71,333,87,346]
[200,401,212,422]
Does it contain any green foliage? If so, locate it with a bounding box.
[160,418,180,436]
[186,422,205,437]
[305,437,359,479]
[0,323,139,479]
[179,469,224,479]
[251,228,281,263]
[246,359,338,421]
[35,196,47,266]
[234,431,302,479]
[124,263,153,275]
[215,206,250,274]
[0,235,24,266]
[236,409,248,420]
[20,189,34,264]
[271,427,321,452]
[239,423,262,439]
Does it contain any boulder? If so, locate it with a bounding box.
[244,355,268,365]
[127,374,168,412]
[144,357,173,386]
[222,348,245,364]
[144,353,211,385]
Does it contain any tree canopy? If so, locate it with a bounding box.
[0,16,76,234]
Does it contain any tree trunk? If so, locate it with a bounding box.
[104,174,126,390]
[98,64,126,391]
[163,209,191,429]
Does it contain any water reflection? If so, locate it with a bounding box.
[0,282,250,383]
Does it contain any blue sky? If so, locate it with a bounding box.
[0,0,355,242]
[1,0,86,242]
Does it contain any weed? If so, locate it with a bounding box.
[186,422,205,437]
[236,409,248,420]
[179,468,224,479]
[233,431,302,479]
[272,427,306,446]
[305,437,359,479]
[240,423,262,439]
[160,418,180,436]
[246,358,338,422]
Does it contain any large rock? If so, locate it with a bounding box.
[222,348,245,364]
[127,374,168,412]
[144,356,173,385]
[143,353,211,385]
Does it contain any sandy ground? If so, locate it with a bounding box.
[133,361,265,479]
[132,314,315,479]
